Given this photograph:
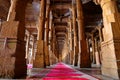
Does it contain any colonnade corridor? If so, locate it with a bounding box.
[0,0,120,80]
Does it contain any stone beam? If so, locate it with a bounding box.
[51,4,71,9]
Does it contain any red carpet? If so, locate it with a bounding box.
[27,63,98,80]
[42,63,98,80]
[43,78,88,80]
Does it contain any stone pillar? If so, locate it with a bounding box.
[0,0,28,78]
[72,4,79,66]
[76,0,91,68]
[0,19,2,31]
[91,33,96,64]
[52,28,58,63]
[33,40,36,61]
[25,32,30,58]
[33,0,46,68]
[67,23,72,65]
[94,38,100,66]
[98,0,120,79]
[97,27,103,42]
[44,2,50,67]
[30,35,35,64]
[25,32,31,64]
[96,27,103,64]
[85,37,91,66]
[68,19,74,65]
[48,12,53,65]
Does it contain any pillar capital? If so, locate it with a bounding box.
[96,26,102,30]
[93,0,101,5]
[100,0,115,8]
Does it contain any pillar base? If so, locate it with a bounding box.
[44,42,50,66]
[101,39,120,79]
[33,40,45,68]
[102,67,120,79]
[49,50,53,65]
[0,38,27,78]
[70,50,74,65]
[80,40,91,68]
[14,40,27,78]
[74,46,79,66]
[95,51,100,66]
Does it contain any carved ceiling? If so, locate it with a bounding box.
[0,0,10,21]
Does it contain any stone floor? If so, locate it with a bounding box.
[26,63,119,80]
[75,67,117,80]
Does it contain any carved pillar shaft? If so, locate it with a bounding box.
[94,38,100,66]
[52,27,58,63]
[76,0,91,68]
[0,19,1,32]
[72,4,79,66]
[33,0,46,68]
[44,3,50,66]
[97,27,103,42]
[91,34,95,64]
[48,13,53,65]
[37,0,46,40]
[68,19,73,65]
[25,32,30,59]
[99,0,120,79]
[0,0,28,78]
[67,22,72,65]
[30,35,35,64]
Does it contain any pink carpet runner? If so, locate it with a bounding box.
[42,63,98,80]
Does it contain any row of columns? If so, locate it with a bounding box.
[25,31,36,65]
[87,27,103,66]
[66,0,91,67]
[33,0,58,68]
[0,0,57,78]
[62,0,91,68]
[0,0,120,79]
[92,0,120,79]
[63,0,120,79]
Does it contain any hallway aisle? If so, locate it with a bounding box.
[27,63,98,80]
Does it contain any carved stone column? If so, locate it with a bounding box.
[0,19,2,32]
[48,12,53,65]
[96,26,103,42]
[85,37,91,66]
[69,19,74,65]
[33,0,46,68]
[44,2,50,67]
[25,32,30,59]
[98,0,120,79]
[25,32,31,64]
[91,33,95,64]
[0,0,28,78]
[76,0,91,68]
[67,22,72,65]
[72,4,79,66]
[52,27,58,64]
[94,38,100,66]
[30,35,35,64]
[96,26,103,64]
